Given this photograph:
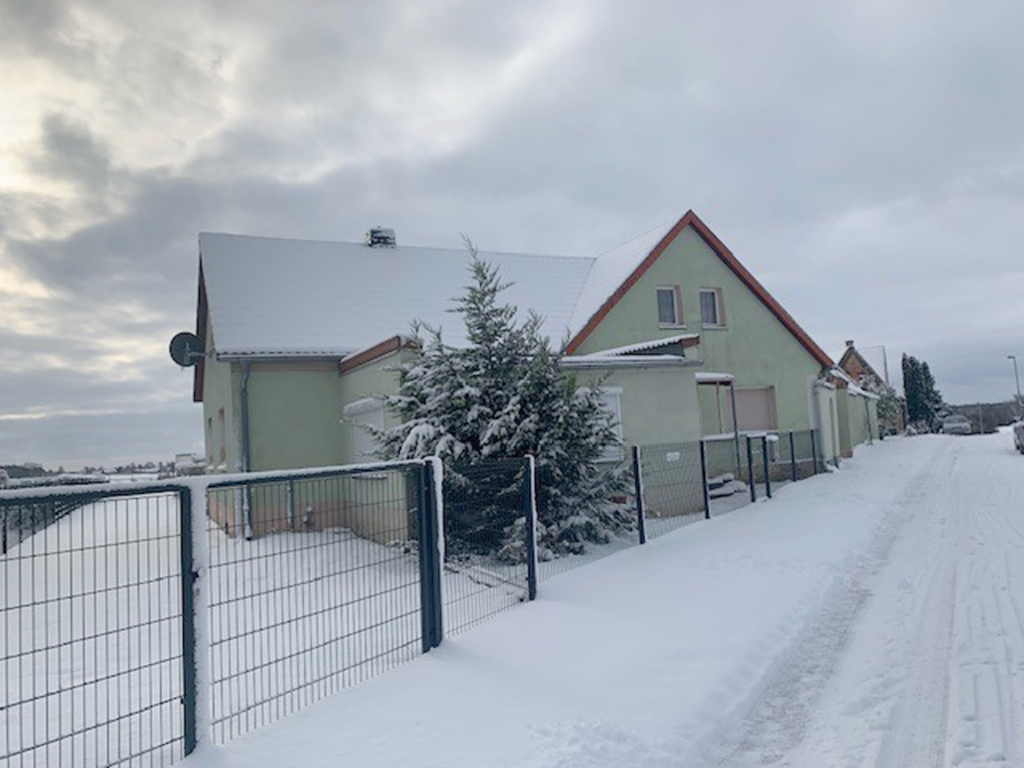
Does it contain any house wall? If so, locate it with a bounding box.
[245,361,347,471]
[573,226,824,435]
[836,388,853,458]
[338,349,415,464]
[201,324,239,473]
[814,385,840,466]
[568,365,703,451]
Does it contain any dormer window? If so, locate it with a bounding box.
[657,286,683,327]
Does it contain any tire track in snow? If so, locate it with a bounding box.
[690,441,957,768]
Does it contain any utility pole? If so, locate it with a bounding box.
[1009,355,1022,419]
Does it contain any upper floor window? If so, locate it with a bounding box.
[657,286,683,327]
[700,288,725,328]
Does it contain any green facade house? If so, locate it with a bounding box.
[190,210,849,494]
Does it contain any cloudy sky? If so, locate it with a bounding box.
[2,0,1023,468]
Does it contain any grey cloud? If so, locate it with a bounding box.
[3,0,1024,467]
[29,113,113,189]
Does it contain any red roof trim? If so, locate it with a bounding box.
[565,210,834,369]
[338,335,416,375]
[192,261,207,403]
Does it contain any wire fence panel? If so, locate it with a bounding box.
[637,443,706,539]
[443,459,532,635]
[534,459,638,583]
[204,466,424,745]
[1,489,185,768]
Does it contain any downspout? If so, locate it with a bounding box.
[240,360,254,539]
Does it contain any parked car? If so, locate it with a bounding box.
[941,414,972,435]
[1014,421,1024,453]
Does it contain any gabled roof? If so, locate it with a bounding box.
[564,210,834,369]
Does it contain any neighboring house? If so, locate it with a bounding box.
[190,210,849,482]
[838,340,905,435]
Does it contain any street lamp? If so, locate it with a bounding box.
[1010,355,1022,419]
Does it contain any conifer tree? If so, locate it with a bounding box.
[368,246,630,557]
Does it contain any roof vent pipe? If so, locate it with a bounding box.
[365,227,397,248]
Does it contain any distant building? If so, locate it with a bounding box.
[838,340,905,435]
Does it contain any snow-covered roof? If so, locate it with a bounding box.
[561,354,700,368]
[829,367,880,400]
[567,221,677,335]
[695,372,735,384]
[200,233,595,357]
[580,333,699,358]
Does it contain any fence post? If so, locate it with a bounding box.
[810,430,819,475]
[699,439,711,520]
[789,432,797,482]
[746,436,756,502]
[178,487,198,757]
[286,479,295,529]
[418,461,444,651]
[632,445,647,544]
[762,435,772,499]
[523,456,539,601]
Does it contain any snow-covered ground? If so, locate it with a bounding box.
[183,431,1024,767]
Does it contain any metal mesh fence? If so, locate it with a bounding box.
[789,430,821,479]
[637,443,706,539]
[442,459,533,634]
[1,489,185,768]
[204,466,425,745]
[534,460,638,583]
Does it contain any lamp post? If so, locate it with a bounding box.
[1010,355,1022,419]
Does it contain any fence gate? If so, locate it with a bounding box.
[1,487,188,768]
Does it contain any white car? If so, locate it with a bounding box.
[941,414,972,435]
[1014,421,1024,453]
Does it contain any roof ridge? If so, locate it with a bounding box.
[200,231,592,263]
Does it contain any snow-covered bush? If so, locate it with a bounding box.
[368,246,631,556]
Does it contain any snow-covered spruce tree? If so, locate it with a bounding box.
[368,247,630,558]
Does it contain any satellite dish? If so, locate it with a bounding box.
[169,332,205,367]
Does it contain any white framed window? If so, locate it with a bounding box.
[596,387,625,462]
[656,285,683,327]
[700,288,725,328]
[343,398,385,459]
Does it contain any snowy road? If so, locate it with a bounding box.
[703,432,1024,767]
[187,432,1024,768]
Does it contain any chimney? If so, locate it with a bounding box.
[845,339,855,348]
[365,227,397,248]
